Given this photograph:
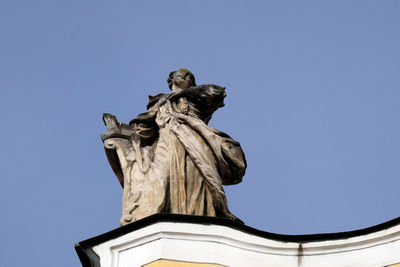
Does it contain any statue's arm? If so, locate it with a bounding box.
[185,84,226,111]
[101,114,136,187]
[101,113,135,141]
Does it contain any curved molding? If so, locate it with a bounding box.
[75,214,400,267]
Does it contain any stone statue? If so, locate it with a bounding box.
[101,69,247,225]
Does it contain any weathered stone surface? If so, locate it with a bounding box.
[101,69,246,225]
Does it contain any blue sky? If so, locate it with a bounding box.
[1,1,400,266]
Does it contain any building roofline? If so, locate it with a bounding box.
[75,213,400,248]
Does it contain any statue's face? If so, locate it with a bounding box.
[172,71,192,91]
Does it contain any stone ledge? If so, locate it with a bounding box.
[75,214,400,267]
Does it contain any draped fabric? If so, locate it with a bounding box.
[118,85,246,225]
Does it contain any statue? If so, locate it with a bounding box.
[101,69,247,225]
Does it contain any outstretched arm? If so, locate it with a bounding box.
[186,84,226,108]
[183,84,227,123]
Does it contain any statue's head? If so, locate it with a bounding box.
[167,68,196,91]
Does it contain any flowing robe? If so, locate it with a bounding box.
[102,85,246,225]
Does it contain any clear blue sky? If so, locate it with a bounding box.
[1,1,399,266]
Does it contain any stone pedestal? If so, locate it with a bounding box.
[75,214,400,267]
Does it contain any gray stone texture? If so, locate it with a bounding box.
[101,69,247,225]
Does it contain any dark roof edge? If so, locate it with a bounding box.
[75,214,400,266]
[76,213,400,249]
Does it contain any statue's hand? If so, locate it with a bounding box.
[103,113,120,133]
[171,112,188,124]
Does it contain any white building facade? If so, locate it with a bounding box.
[75,214,400,267]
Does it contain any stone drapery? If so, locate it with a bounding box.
[102,85,246,225]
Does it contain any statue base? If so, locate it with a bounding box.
[75,214,400,267]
